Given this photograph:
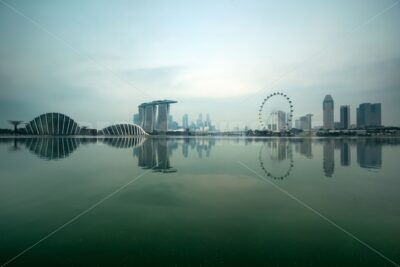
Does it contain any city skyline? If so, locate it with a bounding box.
[1,0,400,130]
[1,2,400,266]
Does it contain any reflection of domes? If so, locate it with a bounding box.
[101,137,146,148]
[100,124,148,136]
[25,113,80,135]
[25,138,80,160]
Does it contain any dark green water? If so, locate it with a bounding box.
[0,137,399,267]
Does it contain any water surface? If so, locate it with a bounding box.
[0,137,399,266]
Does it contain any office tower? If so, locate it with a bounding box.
[196,114,203,129]
[133,113,140,125]
[168,115,178,130]
[298,114,313,130]
[182,114,189,129]
[276,110,286,131]
[138,100,177,133]
[356,103,382,128]
[323,95,334,129]
[267,111,286,131]
[206,114,211,127]
[340,105,350,129]
[295,119,300,129]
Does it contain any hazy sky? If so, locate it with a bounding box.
[0,0,399,130]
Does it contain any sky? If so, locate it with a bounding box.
[0,0,399,130]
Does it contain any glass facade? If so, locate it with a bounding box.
[24,113,80,135]
[101,124,147,136]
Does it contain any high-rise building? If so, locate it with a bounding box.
[196,114,203,129]
[205,114,211,127]
[182,114,189,129]
[157,103,170,132]
[168,115,178,130]
[323,95,334,130]
[356,103,381,128]
[298,114,313,130]
[143,105,157,133]
[276,110,286,131]
[133,113,140,125]
[295,119,300,129]
[268,110,287,131]
[340,105,350,129]
[138,100,177,133]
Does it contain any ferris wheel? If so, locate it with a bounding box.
[258,92,294,131]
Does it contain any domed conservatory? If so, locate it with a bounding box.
[23,113,148,136]
[100,123,148,136]
[24,113,81,135]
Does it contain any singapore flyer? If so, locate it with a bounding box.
[258,92,294,132]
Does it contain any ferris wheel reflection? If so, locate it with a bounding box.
[258,139,294,180]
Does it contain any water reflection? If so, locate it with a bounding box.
[357,139,382,169]
[323,140,335,177]
[181,138,216,158]
[133,138,178,173]
[1,137,399,176]
[101,137,146,148]
[258,139,294,180]
[0,137,81,160]
[294,139,313,158]
[340,141,351,166]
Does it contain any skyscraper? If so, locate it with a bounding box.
[133,113,140,125]
[276,110,286,131]
[323,95,334,130]
[356,103,381,128]
[196,114,203,129]
[138,100,177,133]
[340,105,350,129]
[182,114,189,129]
[268,110,287,131]
[298,114,313,130]
[157,103,169,132]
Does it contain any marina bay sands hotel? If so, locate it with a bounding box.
[138,100,177,133]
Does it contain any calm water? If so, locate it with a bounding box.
[0,137,399,267]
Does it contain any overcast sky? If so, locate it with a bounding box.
[0,0,399,130]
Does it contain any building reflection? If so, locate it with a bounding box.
[340,141,351,166]
[181,138,215,158]
[294,139,313,158]
[323,140,335,177]
[133,138,179,173]
[2,137,397,174]
[357,139,382,169]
